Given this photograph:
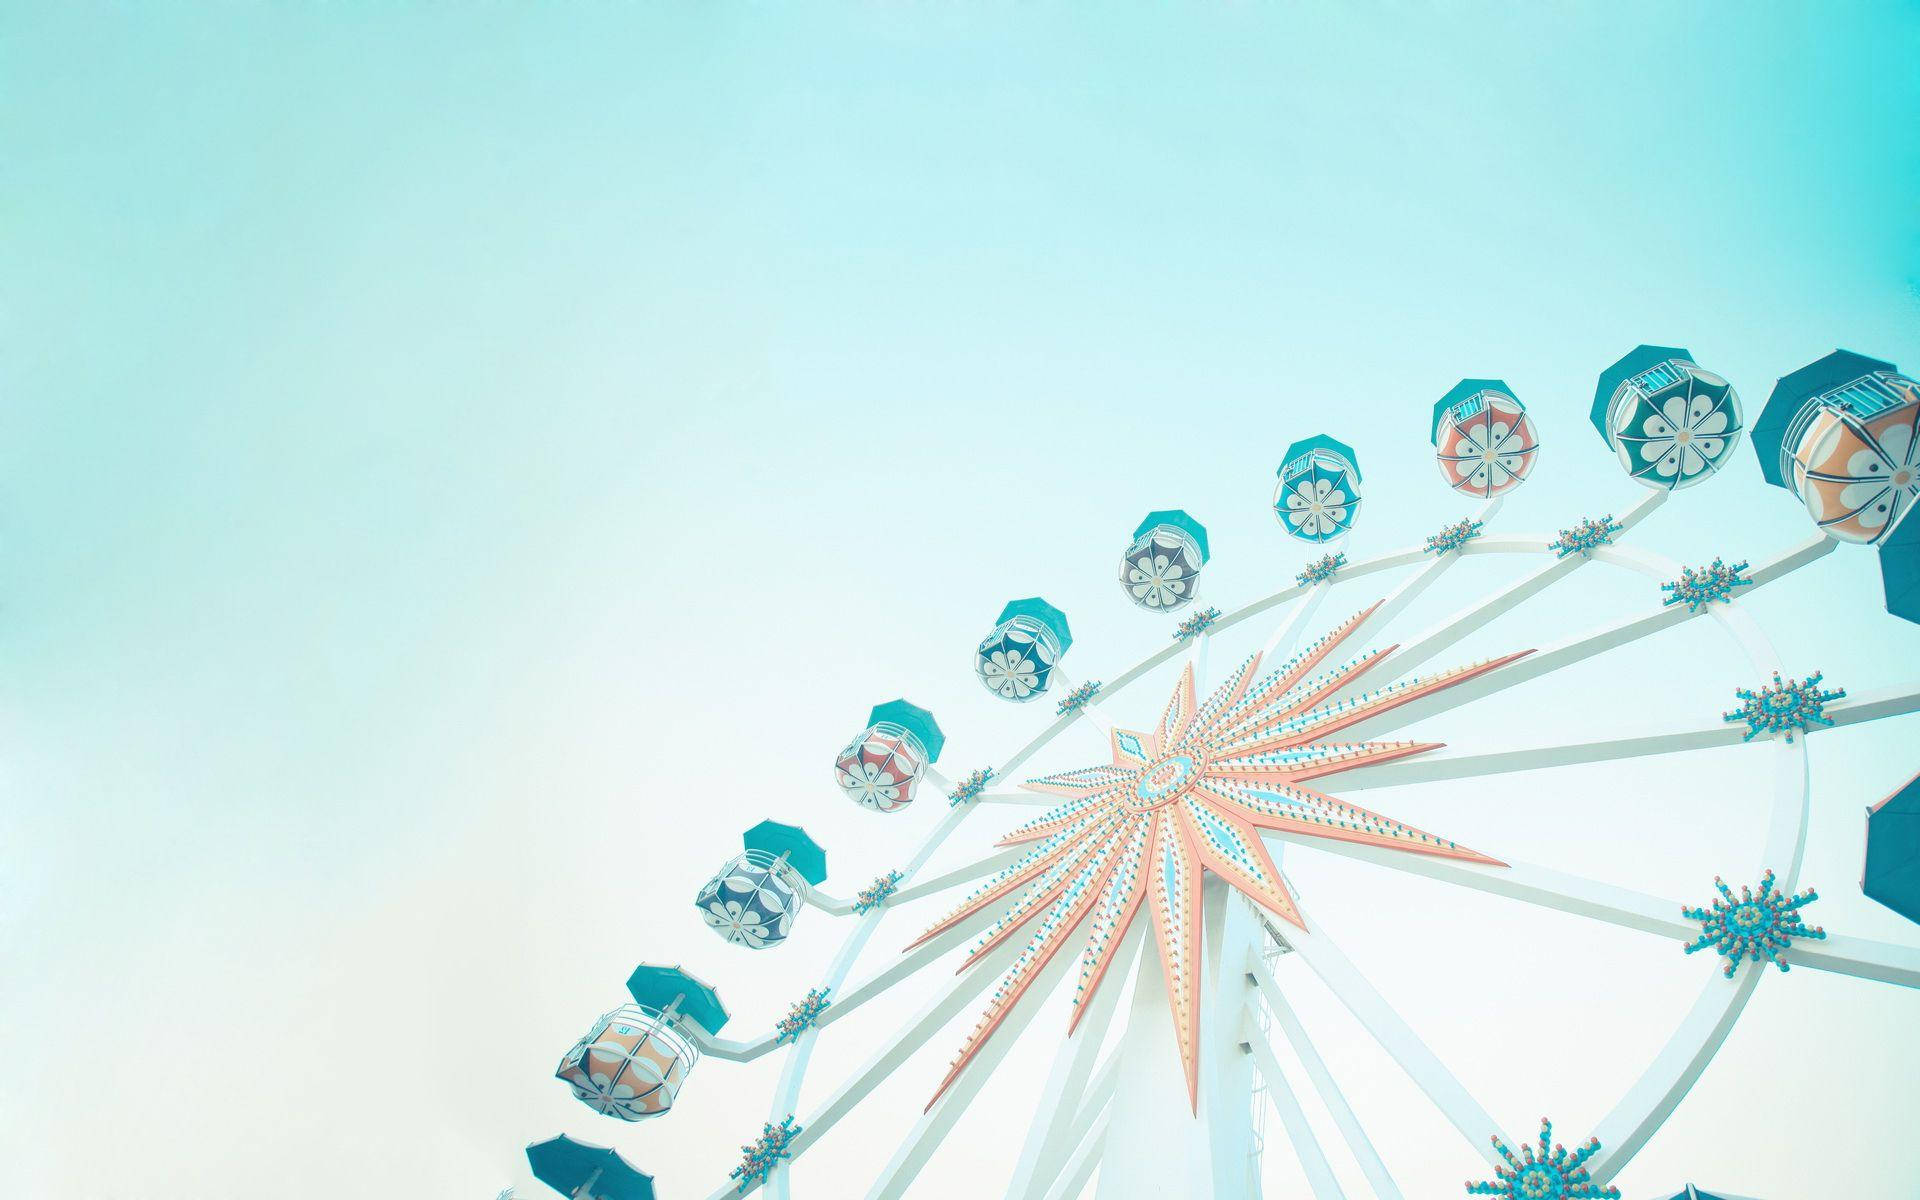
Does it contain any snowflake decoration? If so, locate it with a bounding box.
[1172,606,1221,641]
[1683,870,1825,977]
[947,767,994,806]
[852,869,903,914]
[774,988,832,1044]
[1425,517,1484,557]
[1661,558,1752,612]
[912,602,1529,1109]
[1057,680,1103,715]
[1466,1119,1619,1199]
[1549,515,1623,559]
[731,1116,801,1190]
[1723,671,1845,742]
[1295,552,1346,587]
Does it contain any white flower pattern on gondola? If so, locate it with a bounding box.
[1126,551,1190,609]
[836,759,901,807]
[1833,424,1918,534]
[979,647,1041,699]
[1453,419,1526,492]
[1283,477,1350,538]
[1638,394,1731,480]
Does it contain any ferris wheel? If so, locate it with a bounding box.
[525,346,1920,1200]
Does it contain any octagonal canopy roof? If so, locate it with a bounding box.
[527,1134,655,1200]
[1133,509,1211,563]
[1881,503,1920,625]
[1753,349,1898,488]
[1432,379,1518,445]
[626,963,730,1034]
[1865,769,1920,925]
[1590,344,1693,441]
[743,818,828,885]
[1279,434,1362,482]
[997,596,1073,654]
[867,699,945,761]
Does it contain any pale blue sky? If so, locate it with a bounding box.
[4,4,1919,1198]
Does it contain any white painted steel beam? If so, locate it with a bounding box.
[1340,489,1665,693]
[1284,912,1506,1168]
[1588,738,1808,1183]
[1242,1014,1347,1200]
[1248,954,1401,1200]
[1263,830,1698,941]
[863,929,1090,1200]
[1347,529,1831,744]
[1004,929,1144,1200]
[709,927,1034,1200]
[1041,1103,1110,1200]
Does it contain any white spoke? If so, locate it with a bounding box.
[863,929,1089,1200]
[1284,910,1506,1167]
[1327,722,1742,792]
[1348,530,1832,742]
[1042,1100,1111,1200]
[975,789,1064,808]
[1248,952,1401,1199]
[1330,685,1918,799]
[1263,830,1695,941]
[817,905,1012,1033]
[1005,928,1144,1199]
[1588,739,1809,1182]
[691,903,1006,1064]
[714,926,1033,1200]
[1259,580,1332,659]
[891,846,1029,906]
[1243,1014,1348,1200]
[1211,548,1430,639]
[1317,495,1502,695]
[1785,933,1920,988]
[1345,490,1666,691]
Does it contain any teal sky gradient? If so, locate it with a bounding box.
[4,4,1920,1197]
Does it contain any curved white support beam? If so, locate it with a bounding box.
[1347,531,1842,744]
[1248,954,1401,1200]
[1210,548,1430,640]
[748,678,1130,1191]
[1588,738,1809,1183]
[1587,966,1761,1184]
[710,924,1032,1200]
[1284,911,1507,1168]
[692,903,1007,1064]
[1242,1015,1348,1200]
[1346,489,1665,691]
[693,489,1895,1199]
